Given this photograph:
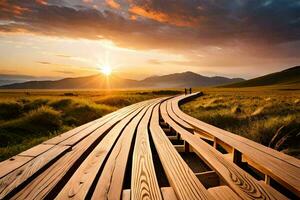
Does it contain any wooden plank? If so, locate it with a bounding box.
[18,144,54,157]
[176,93,300,167]
[0,145,70,199]
[0,156,32,179]
[56,102,151,199]
[165,100,194,131]
[43,117,106,145]
[10,103,146,200]
[194,131,214,142]
[43,101,143,145]
[91,102,156,200]
[223,153,233,161]
[163,101,288,200]
[151,104,213,200]
[208,186,241,200]
[258,181,289,199]
[131,104,163,200]
[122,189,131,200]
[172,94,300,196]
[161,187,178,200]
[58,102,143,146]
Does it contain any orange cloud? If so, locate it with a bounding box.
[83,0,93,3]
[129,6,196,27]
[36,0,48,6]
[0,0,30,16]
[106,0,121,9]
[130,15,137,20]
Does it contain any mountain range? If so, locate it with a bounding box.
[0,71,244,89]
[224,66,300,88]
[1,66,299,89]
[0,74,58,86]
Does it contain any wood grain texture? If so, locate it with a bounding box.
[43,101,143,145]
[164,98,288,200]
[58,102,143,146]
[173,94,300,197]
[0,156,32,179]
[151,104,213,200]
[131,104,163,200]
[18,144,54,157]
[91,102,156,200]
[56,103,149,200]
[0,95,296,200]
[10,104,144,200]
[122,189,131,200]
[161,187,178,200]
[166,99,193,131]
[0,145,70,199]
[208,186,241,200]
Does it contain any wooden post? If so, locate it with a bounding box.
[233,149,242,165]
[265,175,271,185]
[213,137,217,149]
[184,141,190,152]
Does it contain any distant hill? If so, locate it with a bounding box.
[0,71,244,89]
[0,74,58,86]
[223,66,300,88]
[0,74,138,89]
[140,71,244,88]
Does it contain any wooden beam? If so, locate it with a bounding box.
[208,186,241,200]
[233,149,242,165]
[122,189,131,200]
[11,103,146,200]
[0,145,70,199]
[161,187,178,200]
[131,104,162,200]
[56,104,149,199]
[172,93,300,196]
[154,103,213,199]
[195,171,220,189]
[91,102,157,200]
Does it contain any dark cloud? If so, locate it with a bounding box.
[0,0,300,57]
[37,61,52,65]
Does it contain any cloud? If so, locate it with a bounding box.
[37,61,52,65]
[0,0,299,58]
[128,5,196,27]
[36,0,48,5]
[106,0,121,9]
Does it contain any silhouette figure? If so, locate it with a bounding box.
[189,88,192,94]
[184,88,187,95]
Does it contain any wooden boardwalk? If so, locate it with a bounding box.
[0,93,299,200]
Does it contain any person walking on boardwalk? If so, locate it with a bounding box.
[184,88,187,95]
[189,88,192,94]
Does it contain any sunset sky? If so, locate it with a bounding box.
[0,0,300,80]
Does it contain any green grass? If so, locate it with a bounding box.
[181,88,300,158]
[0,89,180,161]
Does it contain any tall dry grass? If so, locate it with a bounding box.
[181,90,300,158]
[0,90,179,160]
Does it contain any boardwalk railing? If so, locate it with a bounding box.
[0,94,299,200]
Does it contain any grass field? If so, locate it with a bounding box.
[0,89,181,161]
[1,88,299,161]
[181,88,300,158]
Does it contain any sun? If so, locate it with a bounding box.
[101,65,112,76]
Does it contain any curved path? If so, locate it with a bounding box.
[0,94,299,200]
